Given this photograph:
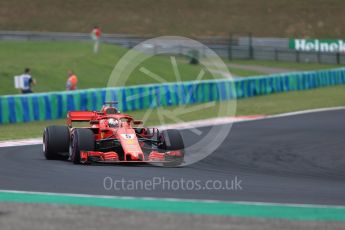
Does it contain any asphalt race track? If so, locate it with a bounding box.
[0,109,345,205]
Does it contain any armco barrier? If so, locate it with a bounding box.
[1,68,345,124]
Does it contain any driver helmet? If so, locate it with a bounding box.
[108,118,119,128]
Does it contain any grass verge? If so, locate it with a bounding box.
[228,59,344,71]
[1,41,343,95]
[0,41,216,95]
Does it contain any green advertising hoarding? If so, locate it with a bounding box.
[289,39,345,52]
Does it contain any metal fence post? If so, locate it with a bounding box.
[317,51,321,63]
[336,52,340,64]
[340,54,344,64]
[249,33,253,60]
[228,32,233,60]
[154,44,157,55]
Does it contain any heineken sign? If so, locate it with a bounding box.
[289,39,345,52]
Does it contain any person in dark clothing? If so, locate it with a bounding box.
[20,68,36,94]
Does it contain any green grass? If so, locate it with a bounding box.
[0,41,122,95]
[227,67,264,77]
[235,85,345,115]
[228,59,344,71]
[0,41,217,95]
[1,85,344,140]
[2,41,342,95]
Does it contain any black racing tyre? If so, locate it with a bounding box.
[159,129,184,151]
[43,125,70,160]
[70,129,95,164]
[159,129,185,167]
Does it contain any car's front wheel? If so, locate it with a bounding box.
[158,129,185,167]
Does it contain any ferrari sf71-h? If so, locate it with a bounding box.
[43,102,184,166]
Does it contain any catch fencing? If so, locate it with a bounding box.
[1,31,344,64]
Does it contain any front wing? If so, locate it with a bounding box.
[79,150,183,164]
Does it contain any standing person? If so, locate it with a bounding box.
[20,68,36,94]
[66,70,78,91]
[91,26,102,54]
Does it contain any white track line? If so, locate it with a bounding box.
[1,189,345,209]
[0,138,42,148]
[1,106,344,148]
[264,106,345,120]
[154,115,265,131]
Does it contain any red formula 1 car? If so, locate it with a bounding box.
[43,102,184,166]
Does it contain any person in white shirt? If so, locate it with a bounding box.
[91,26,102,54]
[21,68,36,94]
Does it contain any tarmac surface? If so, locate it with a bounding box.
[0,109,344,205]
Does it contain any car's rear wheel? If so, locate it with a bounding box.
[43,125,70,160]
[70,129,95,164]
[159,129,185,167]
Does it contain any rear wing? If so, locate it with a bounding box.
[67,111,97,126]
[66,110,141,127]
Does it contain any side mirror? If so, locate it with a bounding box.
[133,120,143,125]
